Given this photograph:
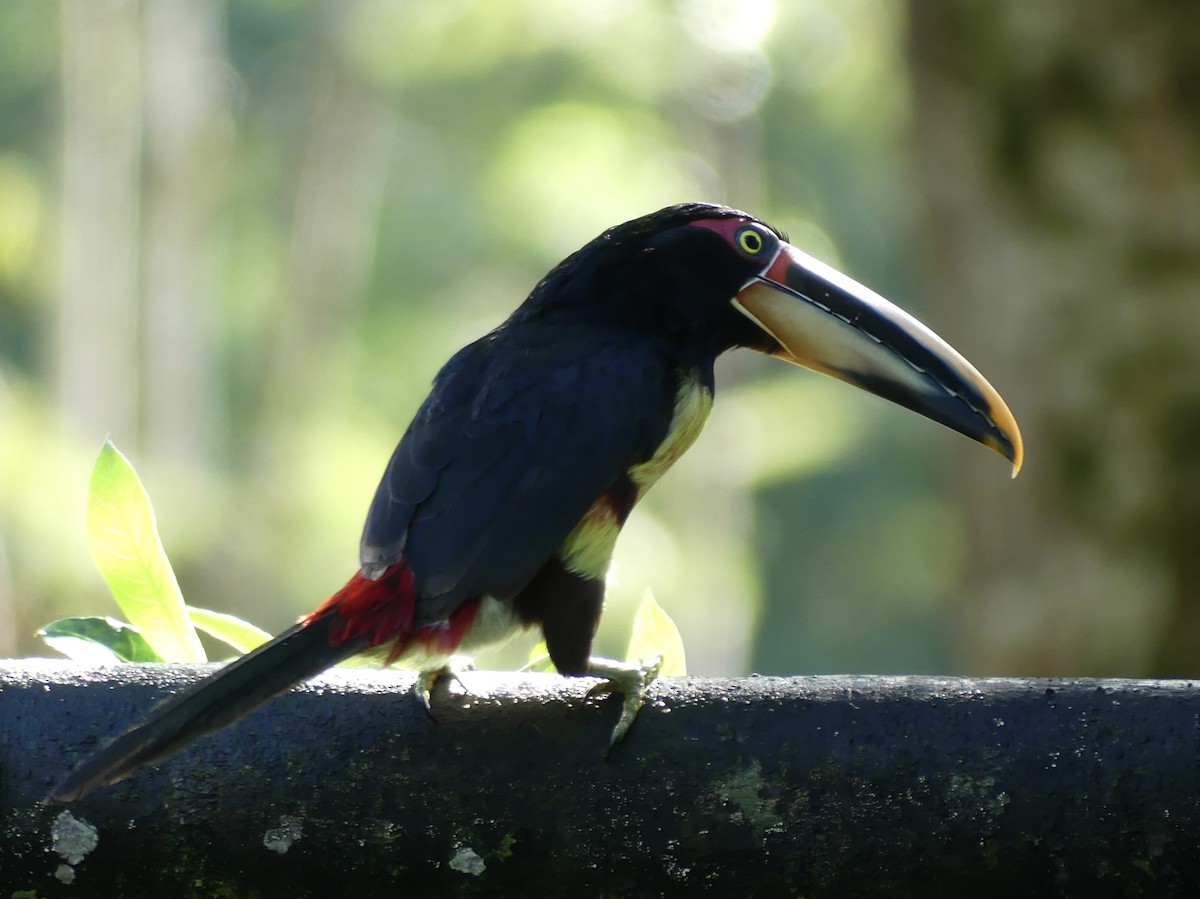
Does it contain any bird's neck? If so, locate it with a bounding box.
[628,368,714,492]
[557,367,713,581]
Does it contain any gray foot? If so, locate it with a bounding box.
[585,656,663,748]
[411,656,474,717]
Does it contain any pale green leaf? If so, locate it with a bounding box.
[188,606,273,655]
[625,588,687,676]
[38,616,162,663]
[521,640,554,672]
[40,634,123,665]
[86,439,205,663]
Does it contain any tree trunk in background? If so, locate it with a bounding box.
[59,0,230,466]
[238,47,394,624]
[141,0,229,466]
[907,5,1200,676]
[259,62,393,439]
[58,0,142,445]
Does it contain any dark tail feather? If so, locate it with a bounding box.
[48,614,365,804]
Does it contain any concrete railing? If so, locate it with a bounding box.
[3,660,1198,897]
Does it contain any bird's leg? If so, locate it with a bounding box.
[584,655,663,748]
[411,655,474,717]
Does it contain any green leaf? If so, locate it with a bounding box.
[521,640,554,672]
[38,616,162,663]
[86,439,205,663]
[625,588,687,676]
[188,606,273,655]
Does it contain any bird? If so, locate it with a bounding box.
[49,202,1022,803]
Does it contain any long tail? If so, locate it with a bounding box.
[48,567,413,803]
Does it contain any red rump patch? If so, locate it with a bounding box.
[306,565,416,648]
[396,597,483,664]
[305,565,484,665]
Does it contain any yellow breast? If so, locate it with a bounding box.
[629,369,714,493]
[559,369,713,578]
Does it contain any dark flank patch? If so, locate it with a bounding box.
[513,557,604,675]
[605,472,639,524]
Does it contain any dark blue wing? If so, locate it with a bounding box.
[360,321,677,625]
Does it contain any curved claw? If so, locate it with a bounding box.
[585,656,663,749]
[411,656,475,719]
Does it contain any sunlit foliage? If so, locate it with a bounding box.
[0,0,960,675]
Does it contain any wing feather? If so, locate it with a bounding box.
[361,323,676,625]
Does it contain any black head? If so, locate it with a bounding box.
[506,202,1024,471]
[510,203,790,362]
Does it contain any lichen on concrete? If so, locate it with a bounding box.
[713,758,781,835]
[262,814,304,854]
[449,845,486,876]
[51,809,99,866]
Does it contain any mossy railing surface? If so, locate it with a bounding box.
[2,660,1198,897]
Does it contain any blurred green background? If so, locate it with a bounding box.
[2,1,1198,677]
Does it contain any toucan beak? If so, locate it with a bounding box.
[734,242,1023,475]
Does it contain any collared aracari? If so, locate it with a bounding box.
[50,202,1022,802]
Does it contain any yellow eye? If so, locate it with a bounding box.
[737,227,765,255]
